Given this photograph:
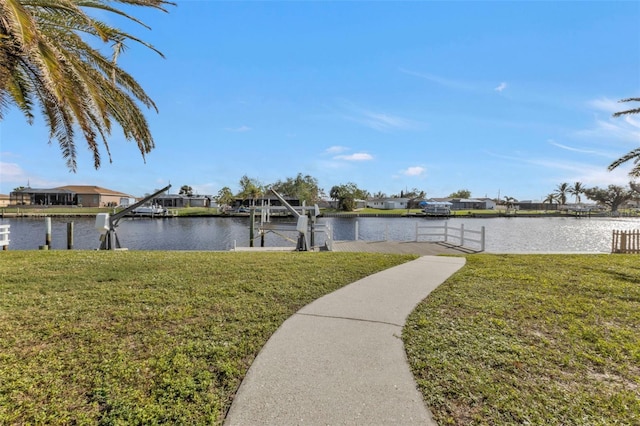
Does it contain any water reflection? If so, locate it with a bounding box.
[2,215,640,253]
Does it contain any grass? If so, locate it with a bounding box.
[0,250,415,424]
[3,251,639,425]
[404,254,640,425]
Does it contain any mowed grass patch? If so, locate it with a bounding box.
[0,251,415,424]
[404,254,640,425]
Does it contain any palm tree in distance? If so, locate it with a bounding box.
[608,97,640,176]
[0,0,172,171]
[543,193,557,211]
[503,196,517,210]
[568,182,584,204]
[555,183,569,206]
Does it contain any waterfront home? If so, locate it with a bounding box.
[366,197,410,210]
[0,194,9,207]
[9,185,133,207]
[152,193,213,208]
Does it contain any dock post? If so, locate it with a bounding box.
[45,217,52,248]
[249,208,255,247]
[355,220,359,241]
[460,223,465,247]
[67,222,74,250]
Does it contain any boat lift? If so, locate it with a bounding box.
[254,188,323,251]
[95,184,171,250]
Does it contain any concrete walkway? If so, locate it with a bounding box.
[224,255,466,425]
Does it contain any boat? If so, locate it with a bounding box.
[420,201,452,217]
[130,204,168,217]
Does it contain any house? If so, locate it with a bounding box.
[366,198,410,210]
[151,193,213,208]
[9,185,133,207]
[0,194,10,208]
[518,200,558,211]
[448,198,491,210]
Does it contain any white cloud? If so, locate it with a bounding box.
[548,140,613,158]
[334,153,373,161]
[402,166,426,176]
[325,146,348,154]
[0,162,24,181]
[336,101,419,132]
[575,118,640,144]
[495,82,507,92]
[225,125,251,132]
[588,97,621,114]
[363,112,413,131]
[399,68,475,91]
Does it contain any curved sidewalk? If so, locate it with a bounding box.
[224,255,466,425]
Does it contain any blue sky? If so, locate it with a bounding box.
[1,1,639,200]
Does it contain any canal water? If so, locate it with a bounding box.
[2,215,640,253]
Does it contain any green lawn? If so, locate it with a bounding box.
[404,254,640,425]
[0,251,415,424]
[2,251,638,425]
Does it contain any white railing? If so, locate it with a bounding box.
[0,224,10,250]
[415,222,485,252]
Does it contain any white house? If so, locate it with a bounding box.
[366,198,410,210]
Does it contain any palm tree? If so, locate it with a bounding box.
[608,98,640,176]
[0,0,172,171]
[543,193,557,210]
[503,196,517,210]
[554,183,569,205]
[568,182,584,204]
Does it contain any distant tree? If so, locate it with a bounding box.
[271,173,322,205]
[568,182,584,204]
[554,182,569,205]
[391,188,425,199]
[215,186,234,212]
[237,175,263,206]
[583,184,636,212]
[449,189,471,199]
[179,185,193,196]
[13,186,25,192]
[373,191,386,199]
[543,193,557,210]
[608,98,640,176]
[503,196,517,209]
[329,182,369,211]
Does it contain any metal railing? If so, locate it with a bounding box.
[415,222,485,252]
[348,220,485,252]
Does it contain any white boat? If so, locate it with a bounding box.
[131,204,167,216]
[421,201,452,216]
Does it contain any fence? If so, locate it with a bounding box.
[612,230,640,253]
[0,224,9,250]
[349,221,485,252]
[415,222,485,252]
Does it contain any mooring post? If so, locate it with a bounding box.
[444,221,449,243]
[460,223,465,247]
[249,208,255,247]
[355,220,359,241]
[45,217,52,248]
[309,215,314,249]
[67,222,74,250]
